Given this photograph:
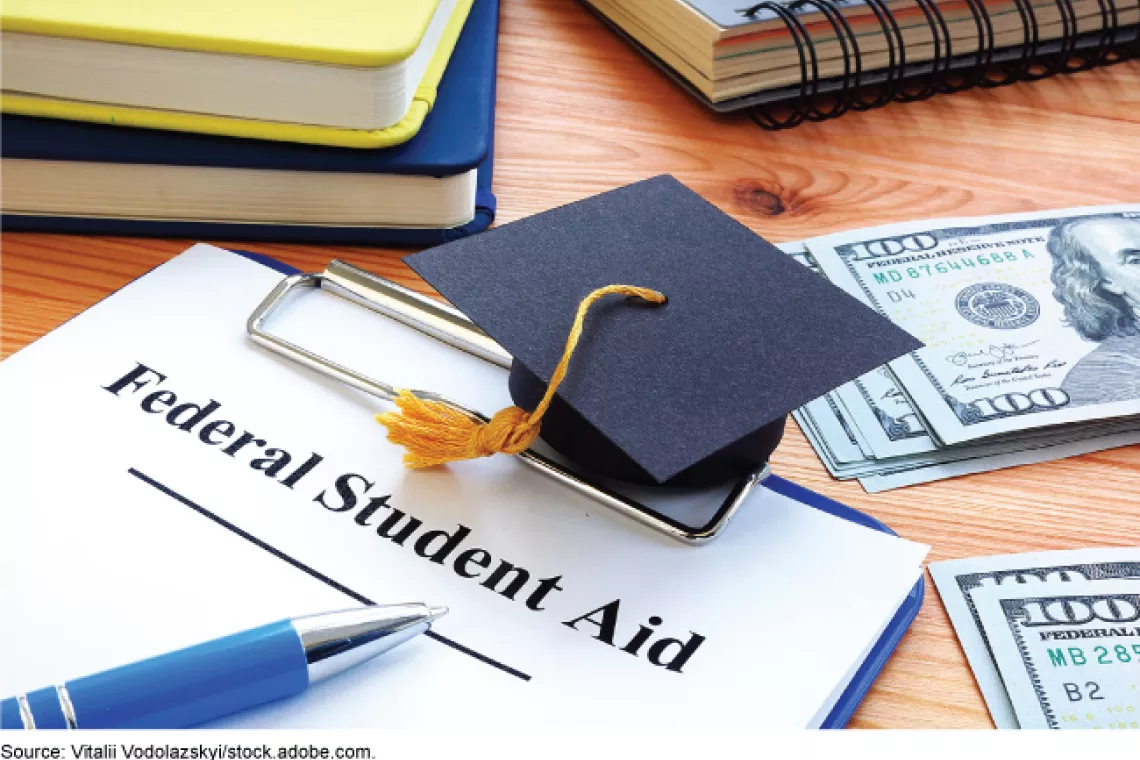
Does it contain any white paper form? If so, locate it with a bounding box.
[0,245,928,728]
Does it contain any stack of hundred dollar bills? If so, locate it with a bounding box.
[785,204,1140,492]
[931,548,1140,729]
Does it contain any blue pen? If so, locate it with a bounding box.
[1,603,446,729]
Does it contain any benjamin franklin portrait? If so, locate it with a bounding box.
[1047,216,1140,406]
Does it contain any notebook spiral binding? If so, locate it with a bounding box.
[739,0,1140,130]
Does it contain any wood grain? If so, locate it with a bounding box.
[2,0,1139,729]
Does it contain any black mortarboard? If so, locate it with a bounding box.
[403,175,921,487]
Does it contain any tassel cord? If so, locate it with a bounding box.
[376,284,666,468]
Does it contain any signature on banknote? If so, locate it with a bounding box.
[946,341,1040,366]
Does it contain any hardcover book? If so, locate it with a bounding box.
[1,0,475,148]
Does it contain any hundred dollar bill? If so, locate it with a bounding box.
[832,366,932,459]
[860,425,1140,491]
[930,548,1140,728]
[853,416,1140,478]
[793,394,870,467]
[796,373,1140,487]
[785,238,1140,489]
[974,580,1140,729]
[782,238,1140,489]
[780,241,935,462]
[776,242,814,270]
[805,206,1140,445]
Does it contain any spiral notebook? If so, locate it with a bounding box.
[583,0,1139,129]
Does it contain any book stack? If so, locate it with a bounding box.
[0,0,501,245]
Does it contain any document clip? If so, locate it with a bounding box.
[247,260,769,545]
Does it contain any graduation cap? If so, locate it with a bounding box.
[378,175,921,488]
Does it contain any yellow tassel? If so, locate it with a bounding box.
[376,392,539,468]
[376,284,666,468]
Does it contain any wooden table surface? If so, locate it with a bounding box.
[3,0,1139,729]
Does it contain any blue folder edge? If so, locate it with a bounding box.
[232,247,926,729]
[764,475,925,729]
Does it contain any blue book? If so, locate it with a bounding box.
[0,0,499,247]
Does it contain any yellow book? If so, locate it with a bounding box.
[1,0,475,148]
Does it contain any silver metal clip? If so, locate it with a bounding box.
[247,260,769,545]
